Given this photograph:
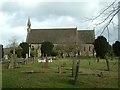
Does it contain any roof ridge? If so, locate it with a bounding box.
[31,28,77,31]
[31,27,77,29]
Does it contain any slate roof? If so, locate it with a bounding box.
[77,30,95,44]
[26,28,95,44]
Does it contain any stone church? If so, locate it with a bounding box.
[26,18,95,57]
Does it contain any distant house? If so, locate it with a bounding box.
[26,18,95,57]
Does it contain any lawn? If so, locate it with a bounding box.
[2,56,118,88]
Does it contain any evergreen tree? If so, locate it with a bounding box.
[94,36,109,58]
[113,41,120,56]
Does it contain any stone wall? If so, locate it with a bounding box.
[29,43,94,57]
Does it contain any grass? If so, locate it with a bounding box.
[2,57,118,88]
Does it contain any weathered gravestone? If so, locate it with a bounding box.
[58,65,62,74]
[72,59,80,85]
[74,60,80,84]
[0,44,3,61]
[72,59,76,77]
[0,44,2,89]
[8,54,18,69]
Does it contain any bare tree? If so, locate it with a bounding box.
[89,0,119,72]
[8,36,19,69]
[88,0,119,36]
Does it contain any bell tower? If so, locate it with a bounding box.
[27,17,31,33]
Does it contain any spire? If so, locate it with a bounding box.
[27,17,31,28]
[27,17,31,33]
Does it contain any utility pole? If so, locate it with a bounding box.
[118,2,120,41]
[107,27,110,43]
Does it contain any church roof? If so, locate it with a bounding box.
[77,30,95,44]
[26,28,95,44]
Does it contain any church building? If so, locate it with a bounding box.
[26,18,95,57]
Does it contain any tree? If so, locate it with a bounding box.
[41,41,54,68]
[8,36,19,69]
[51,50,58,57]
[15,46,23,58]
[64,44,77,57]
[54,44,66,58]
[94,36,109,59]
[19,42,29,58]
[89,0,119,36]
[41,41,54,56]
[107,44,114,58]
[10,46,23,58]
[113,41,120,56]
[30,50,37,57]
[94,36,110,71]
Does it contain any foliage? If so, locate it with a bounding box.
[113,41,120,56]
[30,50,37,57]
[54,45,63,55]
[10,46,23,58]
[41,41,54,56]
[94,36,109,58]
[15,46,23,58]
[63,44,76,57]
[19,42,29,58]
[51,50,59,56]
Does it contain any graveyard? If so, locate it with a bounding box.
[1,0,120,89]
[2,56,118,88]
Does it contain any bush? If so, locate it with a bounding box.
[51,51,58,56]
[30,50,37,57]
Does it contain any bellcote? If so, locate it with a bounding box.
[27,17,31,33]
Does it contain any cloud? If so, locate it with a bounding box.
[0,0,118,47]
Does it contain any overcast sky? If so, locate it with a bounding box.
[0,0,118,47]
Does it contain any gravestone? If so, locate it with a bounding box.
[71,59,80,85]
[26,53,28,59]
[72,59,76,77]
[74,60,80,84]
[8,54,18,69]
[0,44,3,60]
[58,65,62,74]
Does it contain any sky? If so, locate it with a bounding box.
[0,0,119,47]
